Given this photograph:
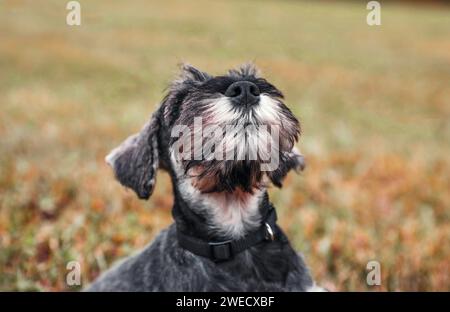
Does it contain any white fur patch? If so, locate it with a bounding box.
[206,97,241,123]
[200,95,282,162]
[202,188,263,239]
[254,94,282,124]
[170,152,263,239]
[206,94,282,126]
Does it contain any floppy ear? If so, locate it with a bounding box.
[267,147,305,188]
[105,114,160,200]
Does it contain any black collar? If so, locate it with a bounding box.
[176,208,279,262]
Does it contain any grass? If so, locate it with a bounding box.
[0,0,449,291]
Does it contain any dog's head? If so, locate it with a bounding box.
[106,64,304,200]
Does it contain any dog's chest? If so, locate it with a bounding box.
[143,226,311,292]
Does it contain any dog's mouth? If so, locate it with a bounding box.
[185,160,265,194]
[179,124,295,193]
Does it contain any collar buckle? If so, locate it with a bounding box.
[209,240,233,262]
[265,223,275,241]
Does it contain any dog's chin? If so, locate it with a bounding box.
[186,161,266,194]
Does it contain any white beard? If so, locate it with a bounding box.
[200,95,283,163]
[170,151,264,239]
[168,94,290,238]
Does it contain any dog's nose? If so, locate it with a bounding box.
[225,81,260,106]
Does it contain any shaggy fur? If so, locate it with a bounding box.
[86,64,317,292]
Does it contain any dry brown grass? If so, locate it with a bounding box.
[0,0,449,291]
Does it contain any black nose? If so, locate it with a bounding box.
[225,81,260,106]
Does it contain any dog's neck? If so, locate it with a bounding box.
[172,177,272,241]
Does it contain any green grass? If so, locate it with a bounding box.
[0,0,449,291]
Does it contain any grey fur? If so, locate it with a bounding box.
[87,224,313,291]
[87,64,316,292]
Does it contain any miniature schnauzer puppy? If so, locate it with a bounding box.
[87,64,321,291]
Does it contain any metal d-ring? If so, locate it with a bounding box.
[265,223,275,241]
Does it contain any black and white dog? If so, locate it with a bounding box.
[87,64,321,291]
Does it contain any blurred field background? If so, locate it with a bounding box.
[1,0,449,291]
